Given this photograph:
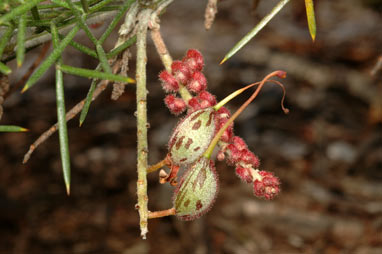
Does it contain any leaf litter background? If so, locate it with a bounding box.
[0,0,381,253]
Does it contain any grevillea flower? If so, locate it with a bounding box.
[156,49,288,220]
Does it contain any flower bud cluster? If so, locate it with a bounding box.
[159,49,210,115]
[217,126,280,200]
[159,49,282,203]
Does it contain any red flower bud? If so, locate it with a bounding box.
[235,166,253,183]
[187,97,202,111]
[187,72,207,93]
[217,106,231,120]
[232,136,247,151]
[239,149,260,168]
[217,150,225,161]
[171,60,191,84]
[159,71,179,92]
[164,94,186,115]
[225,144,241,165]
[217,118,233,143]
[198,91,216,108]
[253,171,280,200]
[183,49,204,72]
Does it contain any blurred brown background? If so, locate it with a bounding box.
[1,0,381,253]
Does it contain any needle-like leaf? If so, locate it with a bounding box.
[59,64,135,83]
[0,62,11,75]
[51,22,71,195]
[79,64,101,126]
[0,0,46,25]
[22,25,80,92]
[16,13,27,67]
[0,125,28,132]
[220,0,290,64]
[304,0,316,41]
[98,0,135,44]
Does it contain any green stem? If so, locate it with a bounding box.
[204,71,289,158]
[135,9,151,240]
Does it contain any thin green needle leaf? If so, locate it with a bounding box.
[0,25,14,59]
[59,64,135,83]
[22,25,80,93]
[65,0,98,45]
[51,22,71,196]
[89,0,114,13]
[17,13,27,67]
[98,0,135,44]
[0,62,11,75]
[220,0,290,64]
[96,44,112,73]
[0,125,28,132]
[79,64,101,126]
[305,0,316,41]
[30,6,41,21]
[80,0,90,12]
[0,0,46,25]
[107,35,137,59]
[51,0,71,9]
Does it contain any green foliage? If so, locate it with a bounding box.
[0,0,137,193]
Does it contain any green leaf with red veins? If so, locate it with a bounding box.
[168,108,216,165]
[173,157,219,220]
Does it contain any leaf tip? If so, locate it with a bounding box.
[219,58,227,65]
[66,184,71,196]
[20,128,29,132]
[21,85,28,93]
[127,77,136,84]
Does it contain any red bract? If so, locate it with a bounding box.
[187,71,207,93]
[183,49,204,72]
[159,71,179,92]
[171,61,191,84]
[253,171,280,200]
[164,94,186,115]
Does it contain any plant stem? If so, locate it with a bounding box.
[148,208,176,219]
[135,9,152,240]
[149,18,192,102]
[147,157,169,173]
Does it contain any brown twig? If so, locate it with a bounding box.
[204,0,218,30]
[147,156,170,173]
[148,207,176,219]
[22,60,122,164]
